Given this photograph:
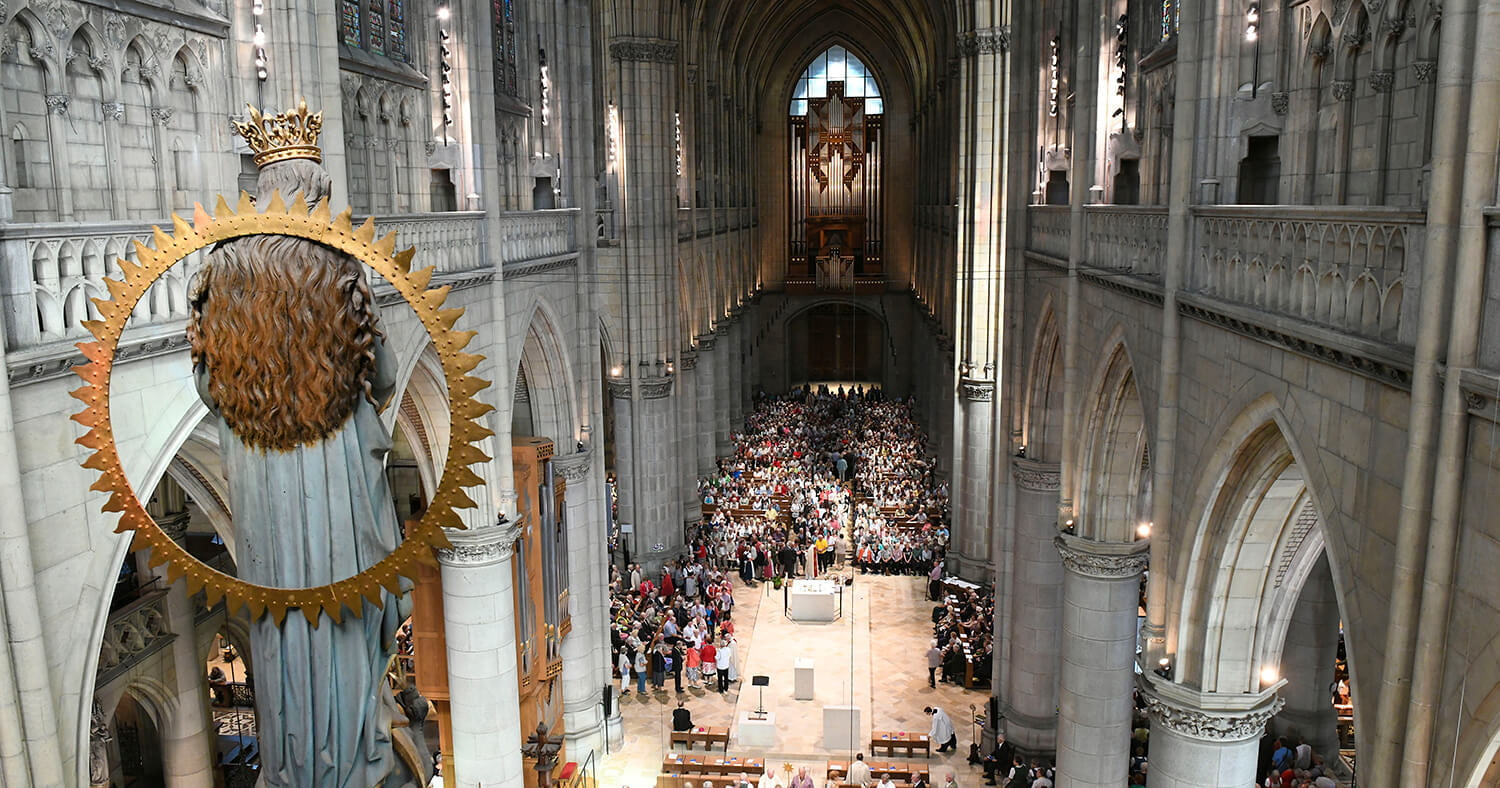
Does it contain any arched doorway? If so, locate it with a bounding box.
[109,692,164,786]
[786,301,885,386]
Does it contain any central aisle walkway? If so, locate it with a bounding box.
[600,574,986,787]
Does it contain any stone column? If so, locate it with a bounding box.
[553,452,607,762]
[713,326,733,451]
[694,334,719,475]
[1053,534,1148,788]
[726,320,744,430]
[1000,460,1064,753]
[1141,676,1284,788]
[953,380,995,580]
[678,353,701,525]
[152,513,216,788]
[438,522,525,787]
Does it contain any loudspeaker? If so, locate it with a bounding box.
[752,675,770,687]
[602,684,614,717]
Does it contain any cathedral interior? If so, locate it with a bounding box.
[0,0,1499,786]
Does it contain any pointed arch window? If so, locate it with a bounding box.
[492,0,518,96]
[787,44,885,288]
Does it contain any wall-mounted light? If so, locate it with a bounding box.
[1260,665,1279,686]
[606,101,620,165]
[609,365,622,378]
[252,0,268,81]
[1154,657,1172,678]
[674,111,683,177]
[1048,35,1061,117]
[438,7,454,132]
[1245,2,1260,42]
[1136,521,1152,539]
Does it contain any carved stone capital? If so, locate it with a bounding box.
[1370,69,1395,93]
[157,511,192,546]
[552,452,592,482]
[437,519,523,567]
[976,25,1009,54]
[1054,533,1149,579]
[639,375,673,399]
[100,101,124,121]
[1012,459,1061,493]
[695,333,717,351]
[1270,91,1289,115]
[678,351,698,371]
[607,379,632,399]
[1331,79,1354,102]
[150,106,174,125]
[959,378,994,401]
[1141,678,1285,742]
[609,36,679,64]
[45,94,69,115]
[1414,59,1437,83]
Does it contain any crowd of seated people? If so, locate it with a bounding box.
[933,586,994,688]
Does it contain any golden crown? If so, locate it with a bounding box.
[232,99,324,167]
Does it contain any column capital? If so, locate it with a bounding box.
[1054,532,1149,579]
[639,375,674,399]
[695,333,717,350]
[607,379,632,399]
[552,451,593,482]
[156,510,192,547]
[1012,458,1060,492]
[1139,673,1285,742]
[678,351,698,371]
[437,516,524,567]
[959,377,994,401]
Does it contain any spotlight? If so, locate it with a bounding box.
[1137,522,1152,538]
[436,5,451,21]
[1260,665,1279,686]
[1245,3,1260,42]
[1154,657,1172,678]
[610,365,623,378]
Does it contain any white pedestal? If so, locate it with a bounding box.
[788,579,839,622]
[794,659,815,700]
[823,705,861,750]
[737,711,777,747]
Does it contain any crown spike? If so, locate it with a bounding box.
[232,99,324,168]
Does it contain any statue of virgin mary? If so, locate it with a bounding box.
[187,109,415,787]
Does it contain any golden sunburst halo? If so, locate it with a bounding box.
[70,191,494,626]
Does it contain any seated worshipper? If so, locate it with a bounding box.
[875,775,898,788]
[927,705,958,753]
[941,772,960,788]
[790,767,816,788]
[672,700,694,732]
[847,753,873,787]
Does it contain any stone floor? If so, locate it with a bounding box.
[599,573,989,788]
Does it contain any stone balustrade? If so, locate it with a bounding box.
[1027,205,1071,260]
[1086,206,1169,278]
[1191,206,1421,345]
[1,209,578,354]
[97,590,176,686]
[1024,204,1423,347]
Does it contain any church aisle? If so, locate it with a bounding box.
[599,574,986,787]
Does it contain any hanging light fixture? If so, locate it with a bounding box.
[252,0,268,81]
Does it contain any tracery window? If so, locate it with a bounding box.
[1160,0,1178,41]
[787,44,885,288]
[492,0,518,96]
[339,0,409,62]
[789,45,883,116]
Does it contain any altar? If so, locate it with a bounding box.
[785,579,843,622]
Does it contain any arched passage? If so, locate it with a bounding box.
[784,299,886,386]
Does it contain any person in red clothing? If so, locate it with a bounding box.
[698,641,717,689]
[638,578,655,598]
[660,569,675,598]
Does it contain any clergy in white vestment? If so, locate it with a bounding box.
[926,705,957,753]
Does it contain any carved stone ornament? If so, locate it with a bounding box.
[960,378,995,402]
[1381,16,1407,38]
[679,352,698,371]
[1331,79,1355,101]
[437,522,522,567]
[607,379,632,399]
[639,375,674,399]
[0,34,13,62]
[100,101,124,121]
[695,334,717,351]
[1342,30,1367,50]
[1270,91,1289,115]
[609,36,679,64]
[976,26,1010,54]
[45,94,69,115]
[151,106,174,125]
[1054,534,1149,579]
[552,452,592,482]
[1414,59,1437,83]
[1143,691,1284,742]
[1370,70,1395,92]
[1309,43,1332,61]
[157,510,191,545]
[956,33,978,58]
[88,53,111,72]
[1012,459,1061,493]
[138,62,160,81]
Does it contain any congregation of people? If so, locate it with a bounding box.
[928,586,994,690]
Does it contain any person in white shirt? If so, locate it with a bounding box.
[940,772,959,788]
[926,705,958,753]
[1293,738,1313,770]
[875,776,897,788]
[846,753,873,786]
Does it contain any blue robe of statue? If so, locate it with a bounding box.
[197,335,406,787]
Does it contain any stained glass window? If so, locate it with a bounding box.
[388,0,407,60]
[341,0,361,48]
[367,0,386,55]
[1161,0,1178,41]
[790,45,882,116]
[493,0,518,96]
